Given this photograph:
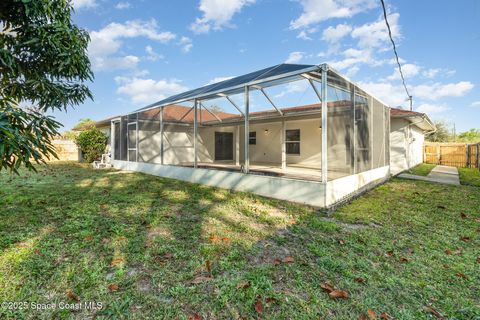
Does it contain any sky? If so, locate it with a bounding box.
[54,0,480,132]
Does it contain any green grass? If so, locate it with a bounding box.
[458,167,480,187]
[407,163,436,176]
[1,163,479,319]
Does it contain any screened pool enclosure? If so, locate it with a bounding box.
[110,63,391,208]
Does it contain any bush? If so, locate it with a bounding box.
[74,128,107,163]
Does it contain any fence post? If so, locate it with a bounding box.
[466,144,470,168]
[477,143,480,169]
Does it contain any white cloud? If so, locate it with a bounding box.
[351,12,400,49]
[290,0,377,30]
[190,0,256,34]
[115,1,131,9]
[72,0,97,9]
[470,101,480,108]
[387,63,421,80]
[145,46,163,62]
[322,23,352,43]
[93,55,140,71]
[274,80,309,98]
[416,103,450,114]
[358,80,475,108]
[115,77,188,104]
[88,19,176,71]
[412,81,474,100]
[179,37,193,53]
[206,76,234,85]
[422,68,456,79]
[285,51,304,64]
[297,31,312,40]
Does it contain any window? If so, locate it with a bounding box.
[249,131,256,145]
[286,129,300,155]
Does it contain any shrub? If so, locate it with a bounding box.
[74,128,107,163]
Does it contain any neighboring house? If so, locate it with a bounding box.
[93,63,435,209]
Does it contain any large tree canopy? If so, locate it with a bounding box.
[0,0,93,172]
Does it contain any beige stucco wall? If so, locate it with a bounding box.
[390,118,425,175]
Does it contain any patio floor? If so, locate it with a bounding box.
[180,161,349,181]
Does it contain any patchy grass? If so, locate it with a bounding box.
[407,163,436,176]
[1,163,479,319]
[458,167,480,187]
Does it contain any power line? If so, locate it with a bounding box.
[380,0,413,110]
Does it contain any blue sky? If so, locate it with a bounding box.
[55,0,480,132]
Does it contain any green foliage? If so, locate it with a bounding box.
[457,129,480,143]
[0,104,61,173]
[0,0,93,172]
[74,128,107,162]
[425,120,452,142]
[72,118,95,131]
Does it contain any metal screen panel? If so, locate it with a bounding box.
[372,98,385,169]
[355,91,371,173]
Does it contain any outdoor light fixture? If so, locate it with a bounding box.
[264,129,269,135]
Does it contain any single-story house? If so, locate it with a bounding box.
[94,63,435,209]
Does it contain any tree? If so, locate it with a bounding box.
[457,129,480,143]
[0,0,93,173]
[425,120,452,142]
[74,127,107,163]
[72,118,95,131]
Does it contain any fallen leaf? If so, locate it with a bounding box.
[205,260,212,274]
[221,237,231,242]
[386,250,395,257]
[455,272,468,279]
[283,256,295,263]
[329,289,349,299]
[108,283,119,292]
[266,297,277,304]
[65,290,80,302]
[254,295,263,314]
[367,309,377,319]
[445,249,452,255]
[188,313,202,320]
[289,219,297,224]
[477,256,480,264]
[163,252,173,259]
[338,239,346,245]
[423,306,445,319]
[110,258,124,266]
[460,212,467,219]
[273,258,282,266]
[236,280,250,289]
[399,257,408,263]
[208,235,219,242]
[34,249,41,255]
[354,277,366,283]
[443,264,449,269]
[380,312,393,319]
[460,236,470,242]
[84,235,93,241]
[191,275,212,284]
[320,282,335,293]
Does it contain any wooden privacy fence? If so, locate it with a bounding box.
[424,142,480,168]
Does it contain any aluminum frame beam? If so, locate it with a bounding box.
[244,86,250,174]
[200,102,223,122]
[224,95,245,116]
[320,65,328,183]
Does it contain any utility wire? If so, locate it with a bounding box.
[380,0,413,110]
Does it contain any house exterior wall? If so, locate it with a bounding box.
[389,118,425,175]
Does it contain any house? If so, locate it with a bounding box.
[96,63,435,209]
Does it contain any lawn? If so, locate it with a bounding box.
[458,167,480,187]
[407,163,436,176]
[1,163,479,319]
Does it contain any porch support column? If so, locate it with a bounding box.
[135,113,139,162]
[244,86,250,173]
[321,64,328,183]
[160,106,164,165]
[235,125,240,166]
[193,99,198,168]
[281,120,286,170]
[110,120,115,158]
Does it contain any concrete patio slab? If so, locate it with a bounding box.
[398,165,460,186]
